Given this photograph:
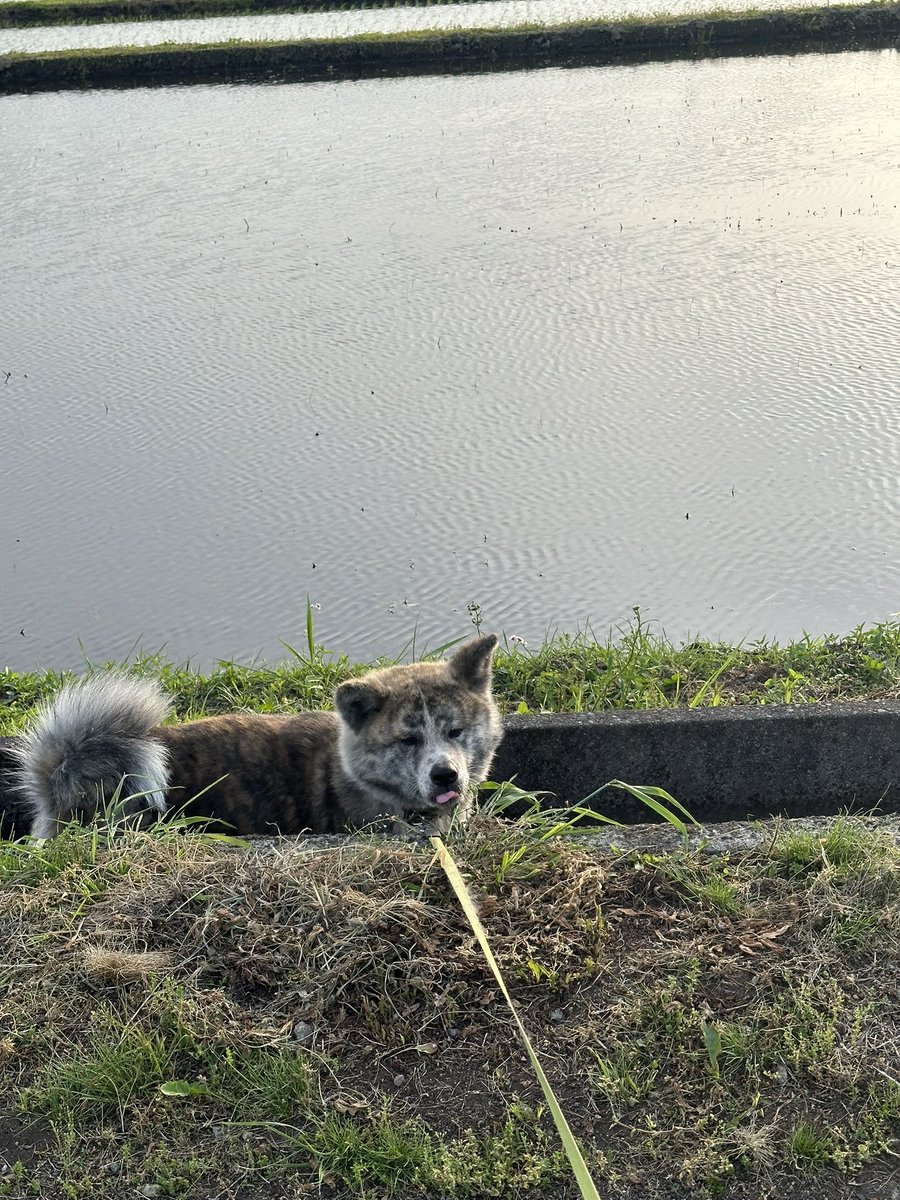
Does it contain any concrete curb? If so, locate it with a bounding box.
[3,699,899,836]
[491,701,900,822]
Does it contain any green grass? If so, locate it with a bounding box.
[27,1012,191,1120]
[654,855,748,915]
[279,1102,566,1196]
[788,1122,838,1171]
[5,615,900,736]
[768,813,900,879]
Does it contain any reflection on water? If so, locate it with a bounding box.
[2,50,900,671]
[0,0,867,52]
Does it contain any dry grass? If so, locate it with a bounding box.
[79,947,176,984]
[0,811,897,1198]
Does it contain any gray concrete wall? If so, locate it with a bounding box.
[491,702,900,823]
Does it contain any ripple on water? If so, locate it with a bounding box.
[3,52,900,668]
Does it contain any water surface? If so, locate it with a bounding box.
[3,51,900,671]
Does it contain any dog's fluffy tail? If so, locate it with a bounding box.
[11,674,172,838]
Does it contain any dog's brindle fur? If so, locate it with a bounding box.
[156,711,353,834]
[13,635,502,838]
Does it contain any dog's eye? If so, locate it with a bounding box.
[447,728,464,740]
[399,735,420,748]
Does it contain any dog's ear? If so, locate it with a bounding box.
[448,633,499,693]
[335,678,385,733]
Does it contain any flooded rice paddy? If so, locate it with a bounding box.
[3,49,900,671]
[0,0,867,52]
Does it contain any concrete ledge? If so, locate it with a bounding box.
[491,702,900,822]
[3,700,900,835]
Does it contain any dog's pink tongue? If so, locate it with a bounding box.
[435,791,459,806]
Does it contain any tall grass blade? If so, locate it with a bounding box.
[688,650,739,708]
[701,1019,721,1076]
[306,597,316,660]
[278,639,307,663]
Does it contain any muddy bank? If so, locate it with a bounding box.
[1,3,899,91]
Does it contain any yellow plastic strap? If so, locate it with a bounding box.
[430,836,603,1200]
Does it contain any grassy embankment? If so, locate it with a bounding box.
[0,802,897,1199]
[4,615,900,733]
[0,0,898,25]
[1,623,899,1197]
[2,2,900,91]
[0,0,494,29]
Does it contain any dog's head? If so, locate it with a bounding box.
[335,634,501,830]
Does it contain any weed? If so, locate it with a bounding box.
[788,1121,835,1171]
[716,1021,760,1076]
[26,1010,191,1120]
[770,814,896,880]
[214,1046,314,1119]
[590,1047,658,1118]
[656,855,746,915]
[827,908,880,953]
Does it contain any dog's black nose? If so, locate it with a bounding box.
[430,764,459,789]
